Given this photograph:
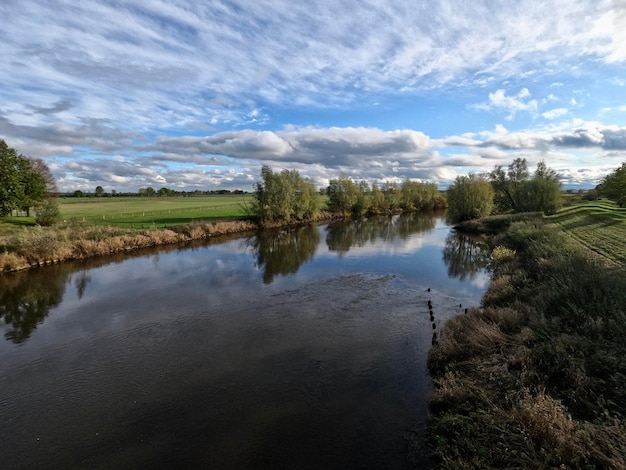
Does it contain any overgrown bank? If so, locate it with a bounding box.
[0,211,348,274]
[426,215,626,468]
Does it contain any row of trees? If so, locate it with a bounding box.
[447,158,562,222]
[0,140,59,225]
[253,166,448,224]
[327,176,447,215]
[79,186,248,198]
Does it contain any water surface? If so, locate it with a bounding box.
[0,213,489,469]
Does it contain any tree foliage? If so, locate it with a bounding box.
[0,140,56,218]
[446,173,495,222]
[601,162,626,207]
[0,140,23,216]
[253,166,320,224]
[490,158,562,214]
[327,177,446,216]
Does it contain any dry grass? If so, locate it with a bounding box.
[428,308,516,371]
[0,219,259,273]
[426,215,626,469]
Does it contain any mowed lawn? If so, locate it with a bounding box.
[549,199,626,265]
[58,194,256,227]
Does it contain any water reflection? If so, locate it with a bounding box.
[0,215,493,345]
[0,267,71,343]
[326,212,437,255]
[443,230,491,281]
[0,214,493,469]
[247,225,321,283]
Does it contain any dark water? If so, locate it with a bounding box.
[0,213,490,470]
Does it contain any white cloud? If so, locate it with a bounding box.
[479,88,539,119]
[541,108,569,119]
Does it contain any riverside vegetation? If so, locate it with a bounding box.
[0,161,446,273]
[425,203,626,468]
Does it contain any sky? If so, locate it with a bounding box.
[1,0,626,193]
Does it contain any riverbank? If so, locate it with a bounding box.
[425,214,626,468]
[0,211,345,274]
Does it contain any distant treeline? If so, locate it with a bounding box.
[62,187,250,198]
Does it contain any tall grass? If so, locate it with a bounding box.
[0,219,257,273]
[426,217,626,468]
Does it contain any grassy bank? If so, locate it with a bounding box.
[0,208,345,274]
[548,200,626,265]
[0,219,258,273]
[426,212,626,468]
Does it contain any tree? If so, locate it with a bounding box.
[253,166,321,224]
[446,173,495,222]
[95,186,105,197]
[0,140,23,216]
[0,140,55,217]
[529,160,562,214]
[327,175,359,214]
[601,162,626,207]
[18,157,47,216]
[490,158,561,214]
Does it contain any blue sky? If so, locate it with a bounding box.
[1,0,626,192]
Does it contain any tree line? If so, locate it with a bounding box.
[252,165,447,225]
[0,140,59,225]
[446,157,626,222]
[69,187,249,198]
[446,158,563,222]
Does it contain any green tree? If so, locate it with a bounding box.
[529,160,562,214]
[0,140,24,216]
[490,158,561,214]
[253,166,320,224]
[370,181,386,213]
[327,175,359,214]
[601,162,626,207]
[17,157,47,216]
[446,173,495,222]
[95,185,105,197]
[0,140,54,217]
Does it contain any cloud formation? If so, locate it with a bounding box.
[0,0,625,191]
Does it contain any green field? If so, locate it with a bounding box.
[549,199,626,265]
[56,194,256,227]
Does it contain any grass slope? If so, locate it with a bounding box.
[548,200,626,265]
[426,210,626,469]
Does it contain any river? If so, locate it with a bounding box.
[0,213,490,469]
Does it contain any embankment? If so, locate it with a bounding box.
[425,214,626,468]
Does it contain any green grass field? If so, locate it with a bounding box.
[54,194,256,228]
[549,199,626,265]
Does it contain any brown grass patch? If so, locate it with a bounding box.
[429,308,516,372]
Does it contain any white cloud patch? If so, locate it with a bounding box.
[541,107,568,119]
[479,88,539,119]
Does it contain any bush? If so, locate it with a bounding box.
[34,198,60,226]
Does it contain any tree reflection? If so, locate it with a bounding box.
[442,231,491,280]
[248,225,321,284]
[0,268,69,343]
[326,212,437,255]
